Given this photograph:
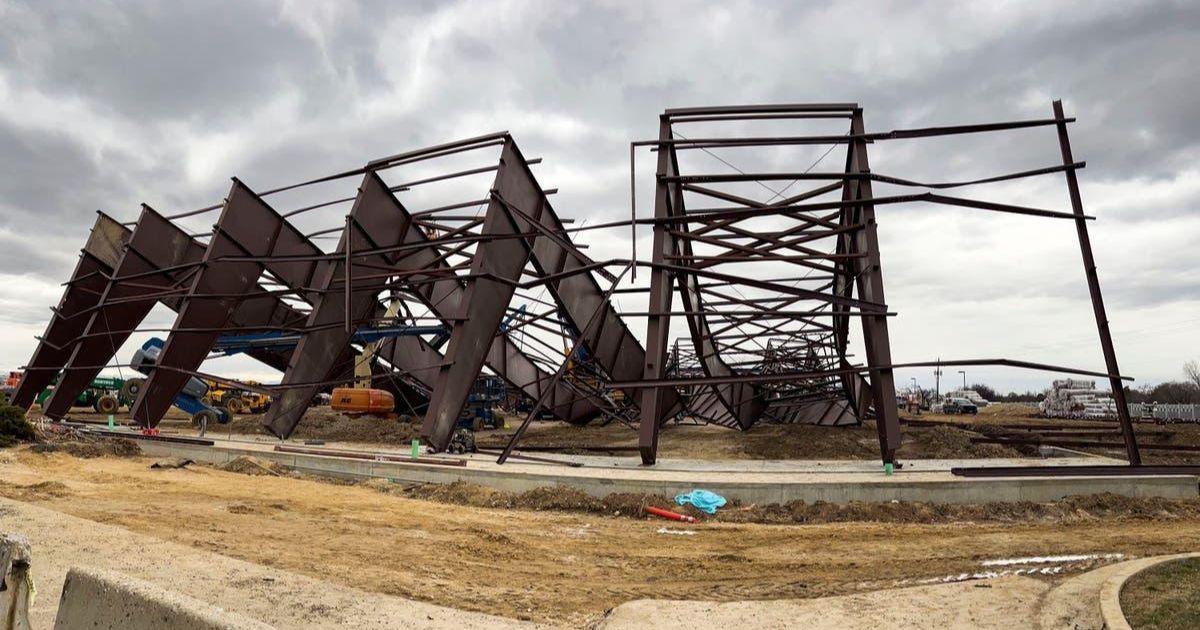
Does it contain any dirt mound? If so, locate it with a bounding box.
[598,492,676,517]
[898,425,1023,459]
[403,480,510,507]
[218,456,290,476]
[0,480,72,500]
[220,409,421,443]
[30,438,141,458]
[514,486,604,512]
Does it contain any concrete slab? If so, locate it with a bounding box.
[120,433,1199,505]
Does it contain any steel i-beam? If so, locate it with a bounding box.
[11,213,130,409]
[40,207,208,419]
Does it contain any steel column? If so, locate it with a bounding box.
[1052,99,1140,465]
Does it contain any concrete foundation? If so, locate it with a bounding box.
[126,435,1199,505]
[53,567,274,630]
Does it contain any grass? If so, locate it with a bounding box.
[1121,558,1200,630]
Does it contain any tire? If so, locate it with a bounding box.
[120,378,145,400]
[224,397,246,414]
[191,409,218,436]
[95,395,119,415]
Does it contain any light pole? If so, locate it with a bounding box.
[958,370,966,390]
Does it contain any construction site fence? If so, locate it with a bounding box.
[984,401,1200,422]
[1129,403,1200,422]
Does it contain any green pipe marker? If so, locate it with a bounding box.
[411,438,419,460]
[884,462,894,476]
[107,414,114,429]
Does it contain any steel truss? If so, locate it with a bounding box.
[14,101,1144,467]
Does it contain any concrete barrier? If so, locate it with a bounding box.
[1,534,33,630]
[53,567,274,630]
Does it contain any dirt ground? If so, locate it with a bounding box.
[2,447,1200,626]
[898,403,1200,464]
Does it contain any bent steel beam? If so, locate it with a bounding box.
[263,172,417,437]
[379,183,600,427]
[42,207,205,419]
[131,180,316,427]
[420,138,651,451]
[845,108,902,463]
[11,213,130,409]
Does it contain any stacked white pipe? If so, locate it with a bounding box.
[1039,379,1118,419]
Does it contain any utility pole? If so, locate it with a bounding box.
[934,359,942,399]
[958,370,966,390]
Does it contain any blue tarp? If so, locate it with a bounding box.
[674,489,727,514]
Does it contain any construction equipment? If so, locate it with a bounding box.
[203,380,270,415]
[330,387,395,414]
[34,375,127,414]
[458,376,507,431]
[128,338,230,431]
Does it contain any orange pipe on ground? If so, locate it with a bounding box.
[644,506,696,523]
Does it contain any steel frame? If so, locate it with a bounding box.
[14,101,1148,469]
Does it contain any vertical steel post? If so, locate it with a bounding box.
[638,117,678,465]
[847,108,902,464]
[1052,99,1140,465]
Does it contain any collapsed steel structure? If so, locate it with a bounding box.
[13,101,1148,466]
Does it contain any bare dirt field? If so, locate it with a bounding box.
[2,445,1200,626]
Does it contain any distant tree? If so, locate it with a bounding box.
[969,383,999,401]
[1124,385,1150,404]
[1145,381,1200,404]
[1185,360,1200,389]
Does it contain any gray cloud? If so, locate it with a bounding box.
[0,0,1197,389]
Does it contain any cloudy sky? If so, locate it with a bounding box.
[0,0,1197,395]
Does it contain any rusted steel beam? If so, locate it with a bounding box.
[11,213,129,409]
[421,138,651,452]
[664,135,761,431]
[845,108,902,464]
[419,156,540,450]
[952,465,1200,478]
[131,180,316,427]
[263,172,418,438]
[495,140,658,401]
[382,192,601,426]
[41,207,206,419]
[638,118,683,464]
[262,169,598,441]
[1052,99,1140,466]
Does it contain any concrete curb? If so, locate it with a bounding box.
[54,566,275,630]
[1098,552,1200,630]
[130,439,1200,505]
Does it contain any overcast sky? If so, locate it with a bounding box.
[0,0,1197,395]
